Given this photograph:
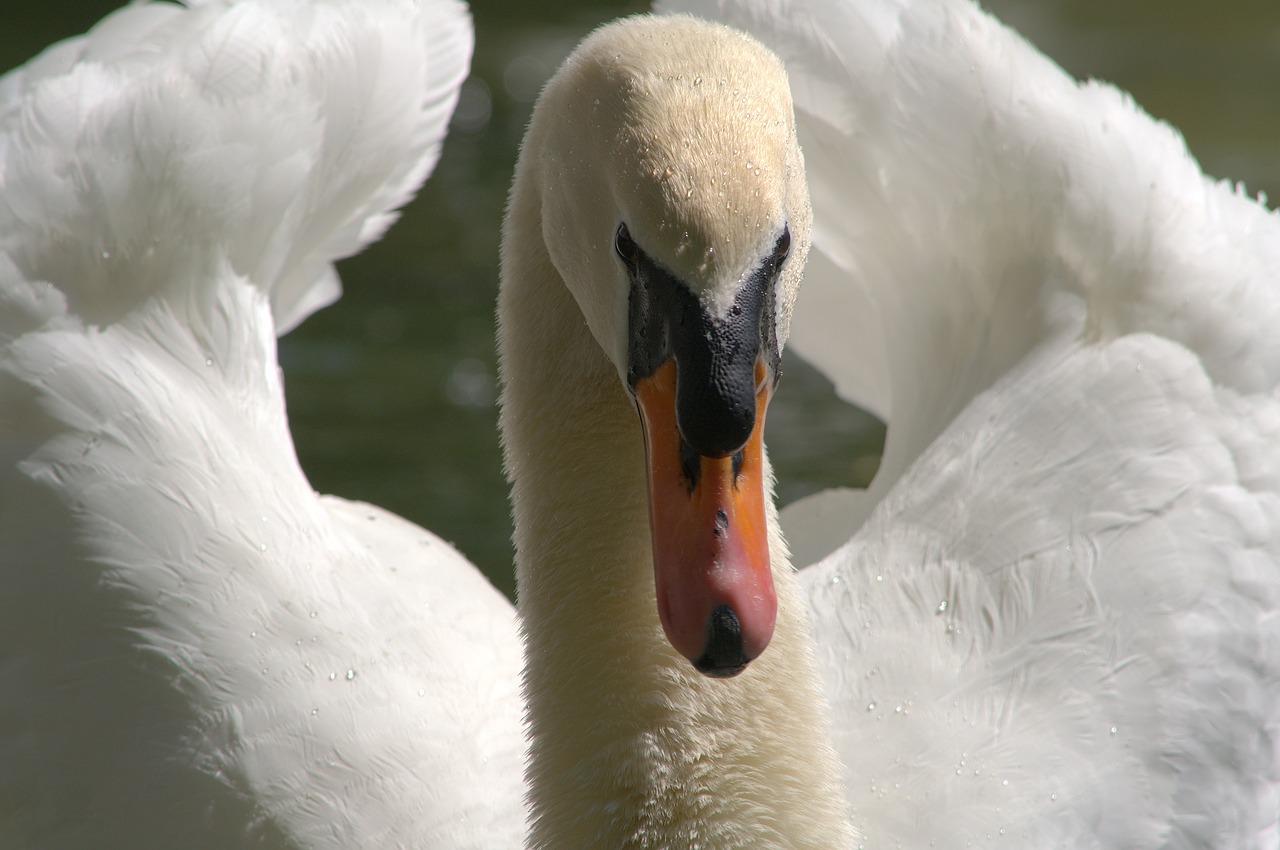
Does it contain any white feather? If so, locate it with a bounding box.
[661,0,1280,845]
[0,2,525,847]
[7,0,1280,846]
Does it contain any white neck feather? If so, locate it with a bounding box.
[498,112,854,849]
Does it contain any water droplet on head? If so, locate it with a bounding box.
[693,75,702,85]
[346,669,356,681]
[866,702,876,711]
[937,600,948,613]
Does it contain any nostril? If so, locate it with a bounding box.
[693,605,751,678]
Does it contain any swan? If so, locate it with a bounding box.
[4,1,1280,849]
[503,3,1280,847]
[1,1,525,846]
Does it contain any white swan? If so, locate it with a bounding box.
[502,3,1280,847]
[0,2,525,847]
[4,1,1280,849]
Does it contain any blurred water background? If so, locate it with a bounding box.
[6,1,1278,598]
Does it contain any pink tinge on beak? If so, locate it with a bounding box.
[636,360,777,677]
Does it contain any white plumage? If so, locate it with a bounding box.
[664,0,1280,844]
[0,2,524,847]
[2,0,1279,847]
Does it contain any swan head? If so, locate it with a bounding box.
[515,15,810,676]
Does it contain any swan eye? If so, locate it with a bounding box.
[771,226,791,267]
[615,223,640,268]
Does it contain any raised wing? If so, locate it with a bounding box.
[661,0,1280,564]
[805,328,1280,847]
[660,0,1280,845]
[0,2,525,847]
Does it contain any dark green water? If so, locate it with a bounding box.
[7,1,1278,598]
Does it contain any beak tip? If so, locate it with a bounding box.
[690,604,759,679]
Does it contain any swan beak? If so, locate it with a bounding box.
[635,358,777,678]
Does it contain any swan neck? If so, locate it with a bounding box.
[498,150,854,849]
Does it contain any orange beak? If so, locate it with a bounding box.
[635,358,776,677]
